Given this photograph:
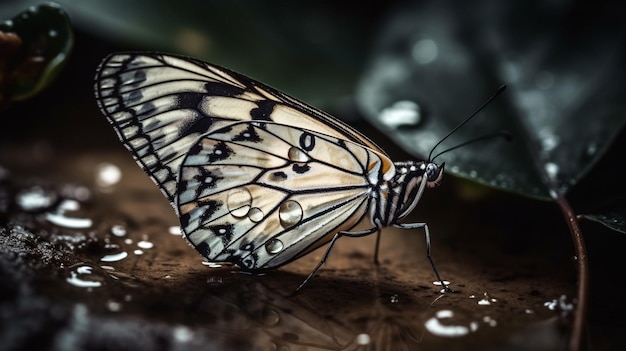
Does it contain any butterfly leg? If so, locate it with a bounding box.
[295,227,378,292]
[373,230,382,265]
[393,222,455,293]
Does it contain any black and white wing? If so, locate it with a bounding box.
[176,121,388,269]
[94,52,391,207]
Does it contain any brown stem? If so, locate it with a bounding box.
[554,194,588,351]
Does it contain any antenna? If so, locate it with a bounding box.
[430,130,512,162]
[427,85,506,161]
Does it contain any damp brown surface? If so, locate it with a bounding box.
[0,140,582,350]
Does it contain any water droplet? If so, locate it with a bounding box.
[100,251,128,262]
[424,310,475,337]
[173,326,193,343]
[543,295,574,315]
[278,200,303,228]
[265,238,284,254]
[48,29,58,37]
[227,188,252,218]
[356,333,371,346]
[66,265,103,288]
[539,129,560,153]
[248,207,264,222]
[544,162,559,181]
[111,224,127,237]
[137,240,154,249]
[525,309,534,314]
[134,249,144,255]
[169,226,182,235]
[46,212,93,229]
[287,146,309,162]
[412,38,438,64]
[390,294,399,303]
[483,316,497,327]
[96,162,122,187]
[379,100,421,128]
[124,238,133,245]
[478,292,493,306]
[16,186,56,211]
[107,300,122,312]
[201,261,222,268]
[585,143,597,158]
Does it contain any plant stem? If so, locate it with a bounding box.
[554,194,588,351]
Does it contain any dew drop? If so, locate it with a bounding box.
[201,261,222,268]
[107,300,122,312]
[16,186,56,211]
[585,143,597,157]
[390,294,399,303]
[379,100,421,128]
[483,316,497,327]
[412,38,438,64]
[544,162,559,181]
[66,265,103,288]
[424,310,474,337]
[478,292,495,306]
[76,266,93,274]
[287,146,309,162]
[356,333,371,346]
[111,224,127,237]
[433,280,451,287]
[169,226,182,235]
[137,240,154,249]
[265,238,284,254]
[173,326,193,343]
[100,251,128,262]
[248,207,264,222]
[46,212,93,229]
[278,200,303,228]
[227,188,252,218]
[96,162,122,187]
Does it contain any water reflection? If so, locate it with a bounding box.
[197,280,355,350]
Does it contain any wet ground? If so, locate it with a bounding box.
[0,140,583,350]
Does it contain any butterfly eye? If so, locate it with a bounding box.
[425,162,444,186]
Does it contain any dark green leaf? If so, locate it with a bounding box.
[0,3,73,102]
[581,212,626,234]
[357,1,626,200]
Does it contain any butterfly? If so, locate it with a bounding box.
[95,52,495,292]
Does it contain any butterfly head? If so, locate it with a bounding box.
[423,161,445,188]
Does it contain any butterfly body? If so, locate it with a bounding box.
[95,53,446,288]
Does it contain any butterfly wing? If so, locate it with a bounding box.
[177,121,388,269]
[94,52,392,207]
